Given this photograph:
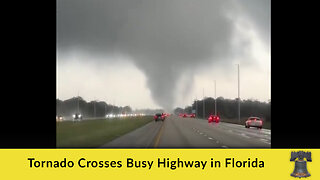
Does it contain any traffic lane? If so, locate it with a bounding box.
[101,115,270,148]
[100,120,163,148]
[193,121,270,147]
[219,121,270,132]
[219,122,270,135]
[216,122,271,141]
[166,116,270,148]
[204,118,270,147]
[183,117,271,142]
[185,117,270,147]
[157,116,222,148]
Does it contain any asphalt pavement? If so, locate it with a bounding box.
[101,115,271,148]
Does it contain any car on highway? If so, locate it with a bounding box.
[182,114,187,118]
[189,113,196,118]
[56,115,63,122]
[154,113,165,122]
[245,117,263,129]
[163,113,170,117]
[208,114,220,123]
[73,113,83,121]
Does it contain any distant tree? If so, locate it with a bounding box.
[56,97,132,118]
[123,106,132,114]
[173,107,184,115]
[182,97,270,121]
[184,106,192,114]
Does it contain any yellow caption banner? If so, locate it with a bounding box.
[0,149,318,179]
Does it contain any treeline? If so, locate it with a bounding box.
[174,97,270,122]
[134,109,164,115]
[56,97,132,118]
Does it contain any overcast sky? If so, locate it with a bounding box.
[57,0,270,111]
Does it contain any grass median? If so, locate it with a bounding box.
[56,116,153,148]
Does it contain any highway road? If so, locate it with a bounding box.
[101,115,271,148]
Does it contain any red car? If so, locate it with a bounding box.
[208,115,220,123]
[163,113,170,117]
[154,113,165,122]
[182,114,187,118]
[189,113,196,118]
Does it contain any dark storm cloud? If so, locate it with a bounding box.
[237,0,270,46]
[57,0,270,110]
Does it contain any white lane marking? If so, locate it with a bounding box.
[220,122,271,134]
[199,132,203,135]
[219,124,267,137]
[260,138,271,144]
[221,145,228,148]
[225,128,271,139]
[208,137,213,140]
[241,133,251,138]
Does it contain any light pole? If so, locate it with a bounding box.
[93,97,96,118]
[74,91,80,123]
[77,91,80,114]
[195,97,198,118]
[203,88,205,119]
[214,80,217,116]
[104,102,107,118]
[112,99,115,114]
[237,64,240,123]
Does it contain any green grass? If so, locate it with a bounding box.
[56,116,153,148]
